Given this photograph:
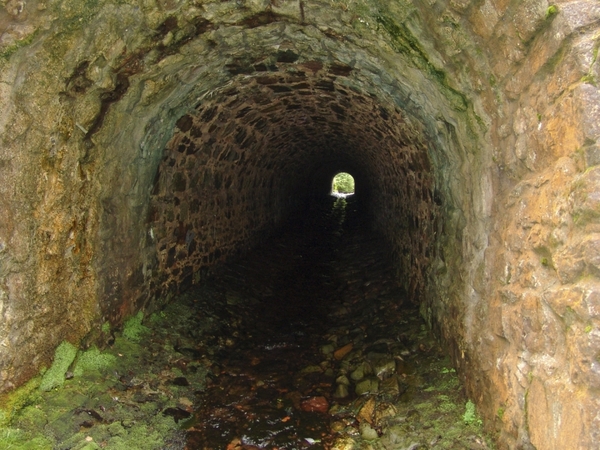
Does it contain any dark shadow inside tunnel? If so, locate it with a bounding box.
[94,59,451,447]
[180,193,417,448]
[142,62,439,315]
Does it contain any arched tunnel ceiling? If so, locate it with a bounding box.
[147,62,436,298]
[80,8,482,328]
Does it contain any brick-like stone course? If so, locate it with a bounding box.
[149,66,436,306]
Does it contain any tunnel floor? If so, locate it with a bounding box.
[2,198,492,449]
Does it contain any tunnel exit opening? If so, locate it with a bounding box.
[331,172,355,198]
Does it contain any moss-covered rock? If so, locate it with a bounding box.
[0,428,53,449]
[73,347,117,378]
[0,376,42,427]
[122,312,149,343]
[39,342,78,392]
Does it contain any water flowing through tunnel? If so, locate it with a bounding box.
[1,0,600,448]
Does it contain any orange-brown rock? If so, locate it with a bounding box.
[300,396,329,414]
[333,343,354,361]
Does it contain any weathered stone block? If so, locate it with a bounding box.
[578,84,600,142]
[571,166,600,225]
[554,243,586,284]
[559,0,600,33]
[585,144,600,167]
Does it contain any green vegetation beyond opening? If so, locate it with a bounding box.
[332,172,355,194]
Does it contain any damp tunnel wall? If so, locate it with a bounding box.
[146,75,437,309]
[1,0,600,448]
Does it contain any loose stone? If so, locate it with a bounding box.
[372,356,396,378]
[334,383,349,399]
[321,344,335,355]
[359,422,379,440]
[333,343,353,360]
[350,361,372,381]
[336,374,350,386]
[355,377,379,395]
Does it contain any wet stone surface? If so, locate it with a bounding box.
[2,197,491,449]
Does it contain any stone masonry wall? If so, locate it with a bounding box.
[414,1,600,447]
[148,65,436,312]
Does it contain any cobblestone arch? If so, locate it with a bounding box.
[1,0,600,448]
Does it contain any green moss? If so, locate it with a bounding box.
[149,311,167,324]
[103,414,177,450]
[375,14,468,112]
[122,311,149,343]
[497,407,505,420]
[60,432,102,450]
[462,400,482,426]
[101,321,111,334]
[39,341,78,392]
[0,376,42,427]
[438,395,457,413]
[0,30,39,62]
[581,74,597,86]
[585,325,593,333]
[73,347,117,377]
[0,428,53,449]
[546,5,558,19]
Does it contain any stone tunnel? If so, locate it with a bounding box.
[1,0,599,448]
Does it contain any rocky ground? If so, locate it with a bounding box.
[0,197,493,449]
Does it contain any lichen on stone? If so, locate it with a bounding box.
[39,341,78,392]
[0,29,39,63]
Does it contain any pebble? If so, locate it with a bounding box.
[321,344,335,355]
[334,343,353,360]
[359,422,379,440]
[300,396,329,414]
[355,377,379,395]
[331,420,346,432]
[334,383,349,399]
[350,361,372,381]
[331,436,357,450]
[372,357,395,378]
[336,375,350,386]
[300,365,322,374]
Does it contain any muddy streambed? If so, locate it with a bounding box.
[0,198,493,449]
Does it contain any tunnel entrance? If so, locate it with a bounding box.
[331,172,355,197]
[2,0,599,447]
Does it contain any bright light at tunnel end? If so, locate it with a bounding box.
[331,172,355,198]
